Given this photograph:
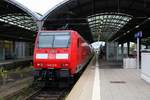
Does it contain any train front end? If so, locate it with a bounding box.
[33,31,71,81]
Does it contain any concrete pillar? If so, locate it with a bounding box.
[137,38,140,69]
[114,42,118,61]
[121,44,124,58]
[37,21,44,31]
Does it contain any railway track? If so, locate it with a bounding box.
[24,87,67,100]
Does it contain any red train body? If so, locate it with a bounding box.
[33,30,92,80]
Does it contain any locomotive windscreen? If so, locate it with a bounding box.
[38,31,70,48]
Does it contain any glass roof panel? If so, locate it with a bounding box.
[0,13,37,31]
[87,13,132,40]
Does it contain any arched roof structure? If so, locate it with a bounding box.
[0,0,40,41]
[41,0,150,43]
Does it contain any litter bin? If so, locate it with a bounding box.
[123,58,136,69]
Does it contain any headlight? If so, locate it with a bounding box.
[36,53,48,59]
[56,53,69,59]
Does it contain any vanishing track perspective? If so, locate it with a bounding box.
[25,87,68,100]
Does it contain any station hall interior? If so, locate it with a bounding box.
[1,0,150,99]
[0,0,150,62]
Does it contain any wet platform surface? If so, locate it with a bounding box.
[67,58,150,100]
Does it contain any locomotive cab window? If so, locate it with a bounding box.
[38,32,70,48]
[53,35,70,48]
[38,35,53,48]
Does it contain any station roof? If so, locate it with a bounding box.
[0,0,39,42]
[41,0,150,44]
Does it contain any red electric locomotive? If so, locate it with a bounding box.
[33,30,92,80]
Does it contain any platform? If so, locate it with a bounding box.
[0,57,32,70]
[66,58,150,100]
[0,57,32,65]
[0,67,33,98]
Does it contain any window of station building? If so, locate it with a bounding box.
[0,41,4,60]
[0,41,4,48]
[4,40,14,59]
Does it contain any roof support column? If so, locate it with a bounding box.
[136,37,140,69]
[121,43,124,58]
[36,20,44,31]
[127,42,130,57]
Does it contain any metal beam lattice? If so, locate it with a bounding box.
[0,13,37,31]
[87,13,132,41]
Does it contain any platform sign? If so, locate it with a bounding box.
[135,31,142,69]
[135,31,142,38]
